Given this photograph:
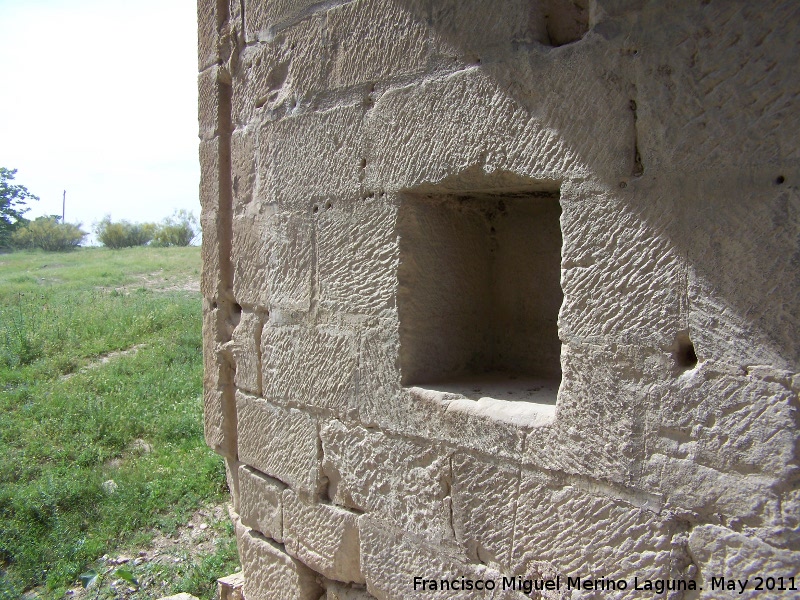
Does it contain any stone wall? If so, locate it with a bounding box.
[199,1,800,598]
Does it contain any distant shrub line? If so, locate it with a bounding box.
[95,211,199,249]
[11,216,87,251]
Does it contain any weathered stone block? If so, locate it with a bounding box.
[641,453,778,526]
[236,392,321,495]
[689,525,800,600]
[685,183,800,372]
[365,64,632,193]
[283,490,363,584]
[239,527,323,600]
[523,342,655,485]
[633,2,799,173]
[259,104,366,207]
[231,129,255,213]
[243,0,322,43]
[239,465,285,542]
[451,455,519,569]
[321,420,452,542]
[510,473,679,589]
[197,0,224,71]
[653,365,796,480]
[262,324,357,417]
[198,66,229,141]
[233,17,329,125]
[430,0,549,64]
[232,208,313,311]
[317,199,398,317]
[203,386,236,458]
[327,0,431,89]
[559,186,685,348]
[231,310,263,395]
[325,582,376,600]
[359,517,502,600]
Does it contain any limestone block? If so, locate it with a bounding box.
[451,455,519,569]
[359,517,504,600]
[262,324,357,417]
[243,0,321,42]
[633,2,799,173]
[200,137,233,301]
[218,571,245,600]
[283,490,364,584]
[327,0,430,89]
[231,310,263,395]
[199,137,222,216]
[365,61,633,193]
[197,0,224,71]
[559,186,685,348]
[231,129,255,213]
[239,527,323,600]
[222,458,239,514]
[233,17,329,125]
[259,104,366,207]
[524,343,657,485]
[236,392,321,495]
[204,386,236,458]
[357,343,530,462]
[266,211,313,311]
[358,325,534,461]
[232,209,312,311]
[685,182,799,372]
[202,302,226,388]
[321,420,452,542]
[239,465,285,542]
[198,66,230,141]
[510,473,679,591]
[430,0,549,64]
[653,365,796,480]
[325,582,376,600]
[641,454,778,526]
[689,525,800,600]
[317,198,399,317]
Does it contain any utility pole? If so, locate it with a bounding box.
[62,190,66,222]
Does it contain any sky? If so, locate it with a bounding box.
[0,0,199,239]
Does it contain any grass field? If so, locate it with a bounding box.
[0,247,238,599]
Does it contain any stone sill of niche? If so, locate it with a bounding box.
[406,372,558,428]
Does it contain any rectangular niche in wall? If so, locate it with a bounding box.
[397,187,562,408]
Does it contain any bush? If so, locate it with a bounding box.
[95,216,156,249]
[151,210,199,247]
[11,216,86,251]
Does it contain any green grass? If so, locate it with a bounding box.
[0,247,238,599]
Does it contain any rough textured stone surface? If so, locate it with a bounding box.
[689,525,800,600]
[262,324,357,417]
[283,490,363,584]
[236,391,321,495]
[239,465,285,542]
[325,582,376,600]
[201,0,800,597]
[321,420,453,543]
[238,525,323,600]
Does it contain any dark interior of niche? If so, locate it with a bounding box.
[544,0,591,46]
[397,188,562,405]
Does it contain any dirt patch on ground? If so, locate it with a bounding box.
[104,271,200,294]
[61,344,147,381]
[63,504,234,600]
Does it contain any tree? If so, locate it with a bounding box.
[151,210,199,247]
[0,167,39,249]
[11,216,87,251]
[95,216,157,249]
